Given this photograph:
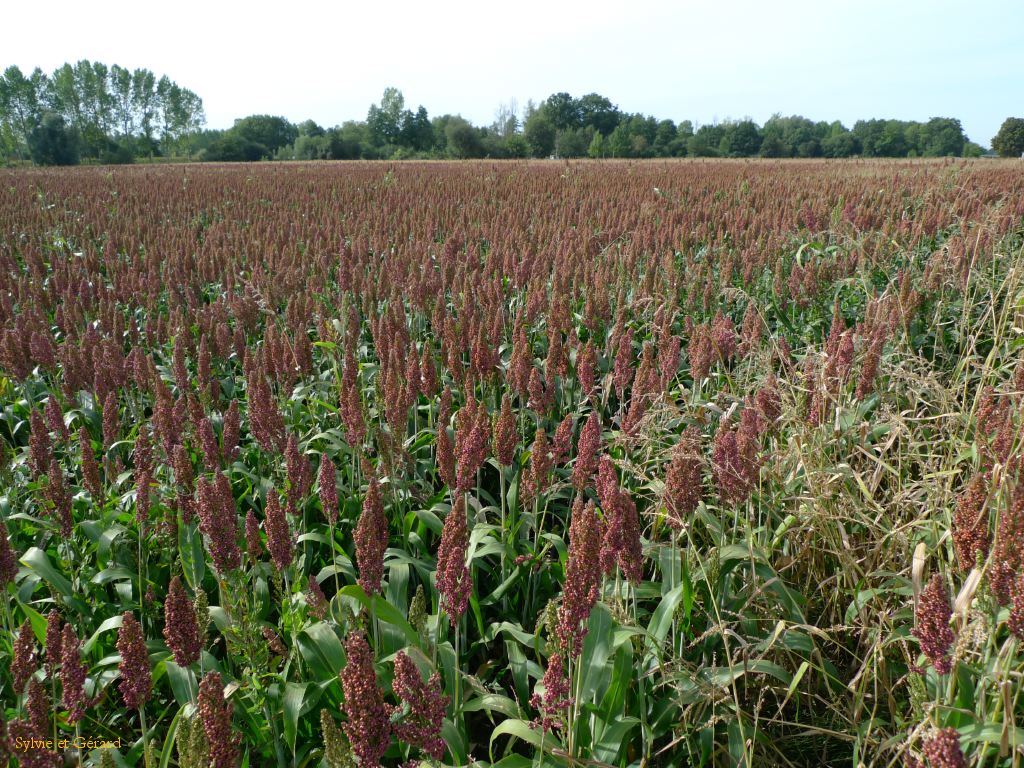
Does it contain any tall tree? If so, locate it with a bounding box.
[992,118,1024,157]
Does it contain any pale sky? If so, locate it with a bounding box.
[5,0,1021,147]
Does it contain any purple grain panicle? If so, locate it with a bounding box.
[990,483,1024,603]
[11,618,37,693]
[29,409,52,478]
[196,474,242,574]
[285,434,311,509]
[306,578,328,620]
[198,671,240,768]
[80,426,103,502]
[46,459,73,537]
[1008,572,1024,640]
[355,477,388,595]
[44,397,69,443]
[318,454,339,525]
[664,427,703,530]
[0,523,18,586]
[572,410,601,491]
[263,492,294,572]
[60,623,88,723]
[437,496,472,625]
[44,610,62,676]
[164,575,203,667]
[116,612,152,710]
[557,497,604,656]
[921,728,966,768]
[530,653,572,733]
[494,393,517,467]
[244,509,262,563]
[222,399,241,462]
[912,574,955,675]
[340,631,391,768]
[392,651,447,760]
[952,472,989,573]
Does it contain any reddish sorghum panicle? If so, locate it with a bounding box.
[197,671,240,768]
[710,310,737,362]
[952,472,989,572]
[991,485,1024,603]
[613,325,635,401]
[307,578,328,620]
[688,323,713,383]
[572,411,601,491]
[664,427,703,529]
[11,618,37,693]
[658,331,682,391]
[494,393,517,467]
[712,413,760,506]
[553,414,574,464]
[557,497,603,656]
[80,427,102,501]
[29,409,52,478]
[44,610,61,676]
[527,366,548,413]
[102,391,120,449]
[455,399,488,494]
[60,623,88,723]
[9,680,60,768]
[244,509,262,562]
[196,474,242,574]
[1009,572,1024,640]
[197,416,220,473]
[0,523,17,586]
[263,492,294,572]
[318,454,339,524]
[355,477,388,595]
[392,651,447,760]
[340,631,391,768]
[437,496,471,625]
[921,728,966,768]
[222,399,241,462]
[530,652,572,733]
[577,340,597,400]
[46,459,73,537]
[164,575,202,667]
[117,612,152,710]
[596,456,642,583]
[44,397,68,443]
[522,427,553,505]
[754,374,782,429]
[285,434,311,509]
[856,321,887,400]
[912,574,955,675]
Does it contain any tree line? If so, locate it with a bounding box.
[0,61,204,165]
[5,71,1024,165]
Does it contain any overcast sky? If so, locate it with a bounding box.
[6,0,1021,147]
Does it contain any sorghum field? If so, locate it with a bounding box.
[1,159,1024,768]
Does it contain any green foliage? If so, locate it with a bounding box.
[27,111,79,165]
[992,117,1024,157]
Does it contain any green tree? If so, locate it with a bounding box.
[992,118,1024,157]
[577,93,620,135]
[555,126,593,158]
[367,87,405,146]
[719,119,762,157]
[543,92,582,131]
[229,114,295,157]
[588,130,606,158]
[0,65,45,157]
[28,112,79,165]
[524,109,556,157]
[444,116,484,158]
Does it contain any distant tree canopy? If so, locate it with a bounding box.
[992,118,1024,158]
[2,73,1003,165]
[0,61,205,164]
